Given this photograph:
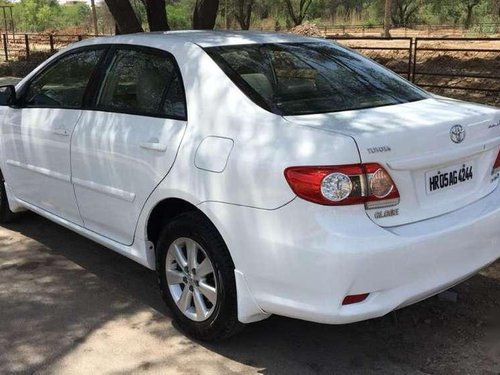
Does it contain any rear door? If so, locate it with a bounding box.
[1,48,104,224]
[71,46,187,245]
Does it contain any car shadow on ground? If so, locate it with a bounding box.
[1,213,499,374]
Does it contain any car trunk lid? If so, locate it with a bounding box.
[284,97,500,227]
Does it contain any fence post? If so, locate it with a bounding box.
[78,35,83,41]
[412,38,418,83]
[24,34,29,60]
[2,34,8,61]
[49,34,54,53]
[407,38,412,81]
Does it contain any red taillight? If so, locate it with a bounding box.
[342,293,369,305]
[494,150,500,172]
[284,163,399,207]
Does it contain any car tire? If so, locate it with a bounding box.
[0,171,17,224]
[156,211,243,341]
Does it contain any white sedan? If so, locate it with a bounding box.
[0,31,499,341]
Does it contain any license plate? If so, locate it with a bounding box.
[426,162,474,194]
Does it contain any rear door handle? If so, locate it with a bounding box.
[53,127,70,136]
[140,140,167,152]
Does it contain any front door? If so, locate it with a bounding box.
[71,46,187,245]
[1,48,104,225]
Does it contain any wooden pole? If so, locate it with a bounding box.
[90,0,99,36]
[2,7,7,42]
[9,6,14,41]
[3,34,8,61]
[384,0,392,38]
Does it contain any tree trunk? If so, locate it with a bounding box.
[235,0,254,30]
[104,0,143,34]
[283,0,312,26]
[225,0,230,29]
[465,5,474,29]
[464,0,481,29]
[384,0,392,38]
[494,0,500,22]
[193,0,220,29]
[142,0,170,31]
[90,0,99,36]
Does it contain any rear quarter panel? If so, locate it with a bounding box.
[145,44,362,211]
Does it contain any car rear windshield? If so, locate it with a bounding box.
[205,42,429,116]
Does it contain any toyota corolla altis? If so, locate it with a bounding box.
[0,31,499,341]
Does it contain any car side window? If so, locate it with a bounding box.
[96,48,187,119]
[25,49,103,108]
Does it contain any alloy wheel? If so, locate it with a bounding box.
[165,237,218,322]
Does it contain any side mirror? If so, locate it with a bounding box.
[0,85,16,106]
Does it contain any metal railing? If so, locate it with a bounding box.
[321,22,500,37]
[326,35,499,105]
[326,36,413,80]
[411,37,500,94]
[1,33,87,61]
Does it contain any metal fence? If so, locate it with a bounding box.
[326,36,414,79]
[411,37,500,95]
[1,33,499,106]
[322,22,500,37]
[1,33,86,61]
[327,35,499,106]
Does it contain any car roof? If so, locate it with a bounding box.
[75,30,323,49]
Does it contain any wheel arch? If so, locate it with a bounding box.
[146,197,199,249]
[145,197,231,261]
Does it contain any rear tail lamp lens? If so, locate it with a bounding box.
[493,149,500,175]
[321,173,353,202]
[284,163,399,207]
[368,168,394,198]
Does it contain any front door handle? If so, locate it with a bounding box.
[53,127,70,136]
[140,138,167,152]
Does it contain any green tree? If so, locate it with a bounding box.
[233,0,255,29]
[464,0,481,28]
[59,3,91,28]
[391,0,420,27]
[15,0,61,32]
[284,0,314,26]
[424,0,487,27]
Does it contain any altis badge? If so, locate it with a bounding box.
[488,120,500,129]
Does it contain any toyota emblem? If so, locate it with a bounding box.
[450,125,466,144]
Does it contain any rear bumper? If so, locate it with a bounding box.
[199,186,500,324]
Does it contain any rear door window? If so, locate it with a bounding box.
[96,48,187,119]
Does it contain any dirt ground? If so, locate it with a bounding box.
[1,213,499,375]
